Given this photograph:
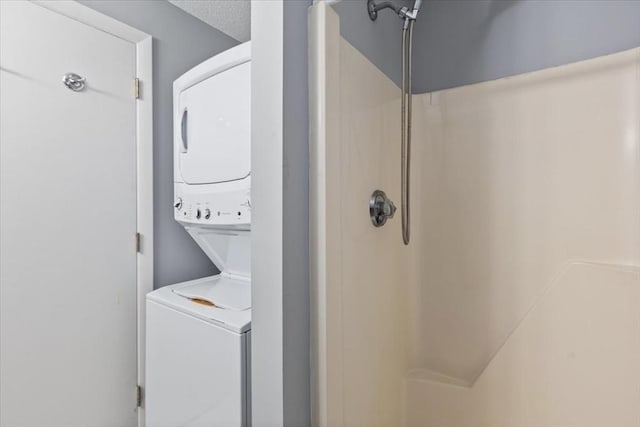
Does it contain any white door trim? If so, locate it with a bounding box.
[31,2,153,425]
[250,1,285,425]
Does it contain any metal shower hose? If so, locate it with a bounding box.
[401,19,414,245]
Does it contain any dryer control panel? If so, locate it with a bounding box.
[174,182,251,227]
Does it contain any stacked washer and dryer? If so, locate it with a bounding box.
[146,42,252,427]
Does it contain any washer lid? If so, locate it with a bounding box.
[173,277,250,311]
[147,276,251,333]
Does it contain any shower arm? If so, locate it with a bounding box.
[367,0,402,20]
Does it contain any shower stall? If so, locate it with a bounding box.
[309,2,640,426]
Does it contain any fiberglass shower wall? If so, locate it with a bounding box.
[310,4,409,426]
[406,48,640,425]
[310,2,640,427]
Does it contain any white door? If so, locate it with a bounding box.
[1,2,138,426]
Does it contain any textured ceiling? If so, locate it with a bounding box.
[168,0,250,42]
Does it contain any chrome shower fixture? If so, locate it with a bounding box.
[367,0,422,22]
[367,0,422,245]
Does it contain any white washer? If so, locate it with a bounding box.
[146,42,252,427]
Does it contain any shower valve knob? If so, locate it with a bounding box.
[384,199,397,218]
[370,190,396,227]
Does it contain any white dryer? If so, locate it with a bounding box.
[146,42,251,427]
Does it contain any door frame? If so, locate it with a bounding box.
[32,2,153,425]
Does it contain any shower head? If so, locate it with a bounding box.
[410,0,423,18]
[367,0,422,22]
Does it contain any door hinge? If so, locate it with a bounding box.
[134,78,140,99]
[135,232,141,253]
[136,385,144,408]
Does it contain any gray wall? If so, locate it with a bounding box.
[80,0,238,288]
[282,3,311,426]
[332,0,412,88]
[415,0,640,92]
[333,0,640,93]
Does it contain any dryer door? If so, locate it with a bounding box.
[177,61,250,185]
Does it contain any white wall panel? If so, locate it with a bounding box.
[407,48,640,425]
[410,47,640,384]
[310,4,409,426]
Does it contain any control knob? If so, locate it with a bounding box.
[174,197,183,210]
[204,208,211,219]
